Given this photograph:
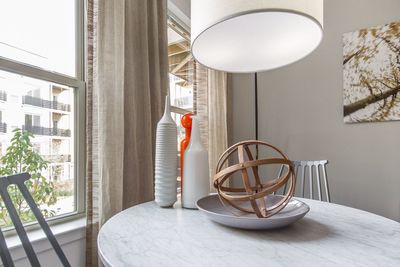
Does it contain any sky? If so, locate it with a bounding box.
[0,0,76,76]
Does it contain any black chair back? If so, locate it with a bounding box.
[0,173,71,267]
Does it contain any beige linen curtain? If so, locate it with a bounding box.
[86,0,169,266]
[194,64,229,191]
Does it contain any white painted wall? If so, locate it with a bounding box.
[10,238,85,267]
[2,220,85,267]
[229,0,400,221]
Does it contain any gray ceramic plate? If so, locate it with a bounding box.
[196,194,310,230]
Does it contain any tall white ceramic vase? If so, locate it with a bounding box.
[154,96,178,207]
[182,116,209,209]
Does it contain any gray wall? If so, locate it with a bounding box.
[230,0,400,221]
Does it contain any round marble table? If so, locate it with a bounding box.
[98,198,400,267]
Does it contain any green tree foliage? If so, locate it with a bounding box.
[0,128,57,227]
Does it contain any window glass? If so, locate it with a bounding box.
[0,0,76,76]
[0,70,75,227]
[33,115,41,127]
[168,21,194,142]
[167,23,193,114]
[25,114,32,127]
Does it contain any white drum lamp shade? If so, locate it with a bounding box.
[191,0,324,73]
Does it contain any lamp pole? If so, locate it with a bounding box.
[255,72,259,160]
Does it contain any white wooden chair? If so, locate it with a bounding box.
[275,160,330,202]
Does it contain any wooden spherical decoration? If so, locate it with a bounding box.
[213,140,296,218]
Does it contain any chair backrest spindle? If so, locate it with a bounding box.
[0,225,14,267]
[321,163,330,202]
[0,175,41,267]
[300,161,306,198]
[0,173,71,267]
[276,160,330,202]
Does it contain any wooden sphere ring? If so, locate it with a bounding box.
[213,140,296,218]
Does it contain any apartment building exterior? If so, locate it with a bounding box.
[0,71,74,188]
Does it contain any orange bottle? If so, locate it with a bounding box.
[180,113,193,193]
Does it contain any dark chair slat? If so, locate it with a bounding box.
[0,228,14,267]
[0,173,71,267]
[0,181,41,267]
[17,183,71,267]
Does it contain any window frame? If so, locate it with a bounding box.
[0,0,86,231]
[167,15,193,116]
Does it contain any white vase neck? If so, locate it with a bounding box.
[187,116,203,149]
[164,95,170,115]
[159,95,175,124]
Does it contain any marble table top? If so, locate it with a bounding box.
[98,198,400,267]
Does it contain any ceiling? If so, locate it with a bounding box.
[168,0,190,19]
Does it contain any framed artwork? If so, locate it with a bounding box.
[343,21,400,123]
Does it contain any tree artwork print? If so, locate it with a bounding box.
[343,21,400,123]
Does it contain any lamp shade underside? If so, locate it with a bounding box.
[191,11,323,73]
[191,0,324,73]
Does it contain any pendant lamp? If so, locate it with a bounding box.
[191,0,324,73]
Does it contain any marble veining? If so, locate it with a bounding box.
[98,198,400,267]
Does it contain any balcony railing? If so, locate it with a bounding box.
[23,125,71,137]
[22,95,71,112]
[173,96,192,108]
[0,91,7,102]
[0,123,6,133]
[43,154,71,163]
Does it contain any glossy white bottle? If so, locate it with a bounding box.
[182,116,209,209]
[154,95,177,207]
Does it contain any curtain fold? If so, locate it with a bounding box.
[86,1,169,266]
[207,70,228,189]
[194,64,228,191]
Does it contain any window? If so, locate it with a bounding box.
[25,114,41,128]
[0,0,76,77]
[0,111,5,135]
[167,17,194,191]
[27,89,41,98]
[0,0,85,228]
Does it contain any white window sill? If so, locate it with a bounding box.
[5,217,86,262]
